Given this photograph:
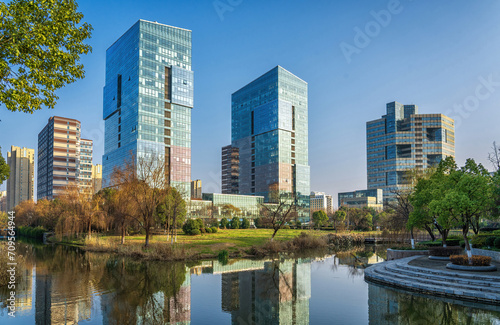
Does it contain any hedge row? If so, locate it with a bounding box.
[17,226,47,241]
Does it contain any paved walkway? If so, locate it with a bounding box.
[364,255,500,304]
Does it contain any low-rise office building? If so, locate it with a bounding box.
[202,193,264,219]
[338,189,384,211]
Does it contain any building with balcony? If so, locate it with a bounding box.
[221,145,239,194]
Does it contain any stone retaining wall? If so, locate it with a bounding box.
[472,248,500,262]
[386,249,429,261]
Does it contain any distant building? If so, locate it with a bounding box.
[0,191,6,212]
[338,189,384,211]
[367,101,455,203]
[92,164,102,194]
[310,192,333,215]
[202,193,264,219]
[191,179,202,199]
[230,66,310,222]
[7,146,35,210]
[80,139,93,197]
[38,116,93,200]
[221,145,239,194]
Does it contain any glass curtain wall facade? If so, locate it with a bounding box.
[366,101,455,203]
[103,20,193,196]
[231,66,310,221]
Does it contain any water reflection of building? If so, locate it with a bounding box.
[217,259,311,325]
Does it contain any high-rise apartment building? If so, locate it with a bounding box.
[80,139,93,197]
[38,116,92,200]
[310,191,333,215]
[6,146,35,210]
[366,101,455,202]
[221,145,239,194]
[231,66,310,220]
[92,164,103,194]
[190,179,202,199]
[103,20,193,196]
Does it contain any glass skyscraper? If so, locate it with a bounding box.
[103,20,193,196]
[230,66,310,221]
[366,101,455,203]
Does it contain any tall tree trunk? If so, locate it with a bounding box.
[121,222,125,245]
[88,220,92,239]
[462,224,472,265]
[410,227,415,249]
[145,226,150,248]
[423,224,436,241]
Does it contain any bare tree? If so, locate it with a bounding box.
[260,191,297,241]
[115,152,168,247]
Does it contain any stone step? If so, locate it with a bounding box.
[394,261,500,283]
[378,265,500,295]
[385,264,500,289]
[366,267,500,303]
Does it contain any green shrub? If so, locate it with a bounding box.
[231,217,240,229]
[495,237,500,249]
[183,219,203,235]
[210,227,218,233]
[470,234,489,248]
[485,237,497,247]
[200,227,206,234]
[241,218,250,229]
[218,250,229,265]
[459,240,465,248]
[220,218,229,229]
[296,221,302,228]
[205,227,212,234]
[283,225,291,229]
[446,239,460,246]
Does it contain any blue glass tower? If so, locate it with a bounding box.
[103,20,193,195]
[231,66,310,221]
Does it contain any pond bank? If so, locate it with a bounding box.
[48,229,365,261]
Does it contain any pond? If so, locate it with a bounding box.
[1,241,499,324]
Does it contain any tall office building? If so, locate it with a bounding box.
[0,190,7,212]
[221,145,239,194]
[231,66,310,220]
[103,20,193,196]
[38,116,92,200]
[6,146,35,210]
[366,101,455,203]
[190,179,202,199]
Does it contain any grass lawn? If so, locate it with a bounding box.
[92,229,330,256]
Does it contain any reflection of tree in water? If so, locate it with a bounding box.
[370,284,500,325]
[100,257,188,325]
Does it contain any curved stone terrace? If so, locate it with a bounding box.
[364,256,500,305]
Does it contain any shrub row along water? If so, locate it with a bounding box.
[17,226,46,241]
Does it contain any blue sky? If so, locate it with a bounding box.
[1,0,500,206]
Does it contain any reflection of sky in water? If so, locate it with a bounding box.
[1,243,499,324]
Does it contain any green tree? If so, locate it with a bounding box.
[182,218,203,235]
[0,147,9,185]
[157,187,186,243]
[220,217,228,229]
[230,216,240,229]
[260,191,297,241]
[430,158,494,262]
[312,210,328,228]
[241,218,250,229]
[0,0,92,113]
[332,210,346,232]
